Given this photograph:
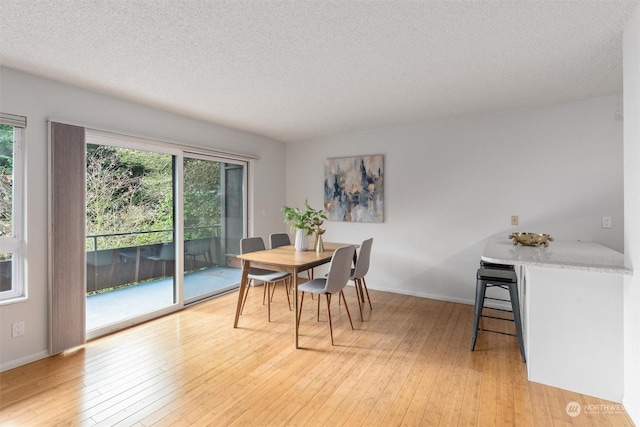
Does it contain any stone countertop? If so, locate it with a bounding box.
[481,238,632,275]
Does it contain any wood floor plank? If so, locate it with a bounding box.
[418,303,469,426]
[319,296,424,425]
[0,287,634,427]
[232,294,374,425]
[275,290,407,426]
[251,306,377,424]
[385,303,452,425]
[356,299,435,426]
[406,306,454,424]
[431,303,474,426]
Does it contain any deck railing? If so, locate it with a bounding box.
[86,225,222,294]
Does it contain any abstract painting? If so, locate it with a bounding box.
[324,154,384,223]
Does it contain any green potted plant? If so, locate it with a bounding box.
[283,200,328,251]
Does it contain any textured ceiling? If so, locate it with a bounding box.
[0,1,638,143]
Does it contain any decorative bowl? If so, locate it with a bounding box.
[508,232,554,247]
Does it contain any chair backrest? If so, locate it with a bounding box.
[269,233,290,249]
[158,242,175,260]
[186,238,210,255]
[240,237,266,254]
[479,260,514,271]
[352,238,373,279]
[324,245,356,294]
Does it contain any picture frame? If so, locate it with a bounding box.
[324,154,384,223]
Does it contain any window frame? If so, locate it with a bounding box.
[0,114,26,304]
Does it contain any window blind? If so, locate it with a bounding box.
[0,112,26,128]
[49,121,86,354]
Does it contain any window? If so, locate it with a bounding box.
[0,113,25,303]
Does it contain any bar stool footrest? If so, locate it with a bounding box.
[484,296,512,304]
[479,327,517,337]
[480,314,514,322]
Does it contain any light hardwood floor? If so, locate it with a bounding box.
[0,286,634,426]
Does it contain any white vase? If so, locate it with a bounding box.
[294,229,309,251]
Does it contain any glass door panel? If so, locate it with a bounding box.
[183,155,244,303]
[85,142,177,331]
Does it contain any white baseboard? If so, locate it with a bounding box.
[1,350,50,372]
[362,283,475,306]
[355,284,513,311]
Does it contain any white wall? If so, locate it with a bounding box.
[287,96,624,304]
[0,67,288,370]
[623,5,640,425]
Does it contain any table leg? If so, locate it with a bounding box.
[234,260,251,328]
[294,267,299,348]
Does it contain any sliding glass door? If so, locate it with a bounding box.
[85,138,178,333]
[83,130,247,337]
[183,154,245,304]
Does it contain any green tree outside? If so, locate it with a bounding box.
[86,145,222,251]
[184,158,221,240]
[0,124,13,239]
[86,144,174,250]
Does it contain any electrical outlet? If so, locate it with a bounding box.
[602,216,612,229]
[511,215,519,226]
[12,321,25,337]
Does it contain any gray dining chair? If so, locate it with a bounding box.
[269,233,290,249]
[240,237,291,321]
[350,238,373,320]
[146,242,175,277]
[185,238,211,270]
[269,232,313,286]
[297,245,356,345]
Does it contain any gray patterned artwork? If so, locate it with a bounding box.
[324,155,384,223]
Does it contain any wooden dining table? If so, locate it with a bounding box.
[234,241,356,348]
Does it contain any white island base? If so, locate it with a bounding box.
[482,238,629,402]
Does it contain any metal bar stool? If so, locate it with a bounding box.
[470,267,526,362]
[479,260,514,270]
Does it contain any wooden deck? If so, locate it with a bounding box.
[1,287,633,426]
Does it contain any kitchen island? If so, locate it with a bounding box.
[481,238,630,402]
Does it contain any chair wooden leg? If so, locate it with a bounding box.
[297,291,305,328]
[362,277,372,310]
[263,280,268,305]
[283,278,292,311]
[267,281,271,322]
[317,295,321,321]
[326,294,334,345]
[309,271,315,300]
[270,280,277,301]
[340,290,354,330]
[354,279,364,321]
